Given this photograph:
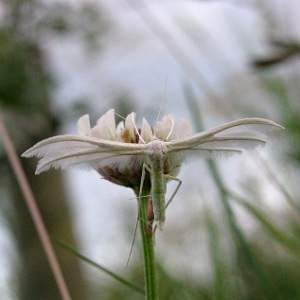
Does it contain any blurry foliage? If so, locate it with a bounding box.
[0,0,112,299]
[252,39,300,69]
[0,31,50,111]
[0,28,86,300]
[0,0,112,145]
[257,77,300,164]
[39,2,111,51]
[91,265,144,300]
[0,29,58,151]
[113,94,137,125]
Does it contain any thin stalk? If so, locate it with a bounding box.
[135,188,159,300]
[0,111,71,300]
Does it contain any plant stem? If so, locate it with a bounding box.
[135,188,159,300]
[0,112,71,300]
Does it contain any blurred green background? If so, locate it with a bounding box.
[0,0,299,299]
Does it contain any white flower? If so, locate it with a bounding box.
[78,109,117,140]
[23,109,193,188]
[77,114,92,137]
[140,118,153,143]
[154,115,192,141]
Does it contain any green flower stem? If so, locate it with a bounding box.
[135,188,159,300]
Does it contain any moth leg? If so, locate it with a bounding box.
[126,163,150,267]
[125,195,139,268]
[164,174,182,209]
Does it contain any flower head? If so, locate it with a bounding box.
[75,109,192,188]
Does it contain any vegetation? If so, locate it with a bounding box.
[0,1,299,299]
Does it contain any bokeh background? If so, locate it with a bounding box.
[0,0,299,299]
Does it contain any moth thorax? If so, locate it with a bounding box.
[147,140,166,160]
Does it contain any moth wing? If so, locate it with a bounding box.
[22,135,147,174]
[166,117,283,163]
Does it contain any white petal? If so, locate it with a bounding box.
[140,118,153,143]
[116,121,124,135]
[125,112,137,142]
[125,112,136,131]
[77,114,92,136]
[92,109,116,140]
[154,115,174,140]
[176,118,193,139]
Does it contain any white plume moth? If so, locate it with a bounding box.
[22,112,283,230]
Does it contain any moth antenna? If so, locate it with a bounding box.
[156,78,168,123]
[165,117,174,141]
[113,110,127,122]
[110,107,141,137]
[103,105,128,125]
[131,113,145,144]
[103,104,111,111]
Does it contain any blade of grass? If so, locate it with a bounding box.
[204,205,228,300]
[184,87,279,300]
[207,160,279,300]
[54,239,145,295]
[255,155,300,214]
[229,191,300,261]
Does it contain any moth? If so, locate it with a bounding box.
[22,113,283,230]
